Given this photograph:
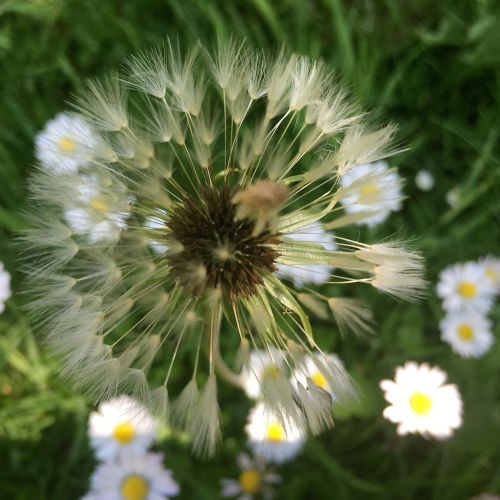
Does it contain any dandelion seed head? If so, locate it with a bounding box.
[24,39,424,457]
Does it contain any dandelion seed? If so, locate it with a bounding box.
[277,222,336,286]
[86,452,179,499]
[25,40,424,457]
[380,362,462,439]
[144,211,170,254]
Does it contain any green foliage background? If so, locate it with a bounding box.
[1,0,499,498]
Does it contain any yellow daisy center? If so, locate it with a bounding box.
[311,370,327,389]
[409,392,433,416]
[121,474,149,500]
[238,469,262,494]
[113,421,135,444]
[457,281,477,298]
[457,323,474,341]
[263,364,280,380]
[90,197,109,213]
[58,136,76,154]
[266,421,285,442]
[358,184,379,203]
[485,267,497,281]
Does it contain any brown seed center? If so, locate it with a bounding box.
[167,186,280,300]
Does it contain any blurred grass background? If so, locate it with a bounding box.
[1,0,499,498]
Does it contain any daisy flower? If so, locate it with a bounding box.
[88,396,158,461]
[63,174,131,243]
[478,256,500,293]
[240,348,287,400]
[437,262,495,313]
[338,160,403,226]
[380,361,462,439]
[86,452,179,500]
[440,311,493,358]
[276,222,336,286]
[220,452,281,500]
[291,352,343,400]
[35,112,100,174]
[24,39,425,456]
[0,262,11,314]
[245,403,306,464]
[414,170,434,191]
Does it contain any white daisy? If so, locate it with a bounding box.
[35,113,99,174]
[291,352,343,401]
[380,361,462,439]
[339,161,402,227]
[88,395,158,461]
[245,403,306,464]
[220,452,281,500]
[437,262,495,313]
[440,311,493,358]
[240,348,287,400]
[0,262,11,314]
[478,256,500,294]
[64,175,131,243]
[87,452,179,500]
[277,222,336,286]
[414,170,434,191]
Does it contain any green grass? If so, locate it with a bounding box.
[0,1,499,498]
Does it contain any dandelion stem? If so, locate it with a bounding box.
[206,304,243,388]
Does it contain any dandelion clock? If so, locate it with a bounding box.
[24,39,425,456]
